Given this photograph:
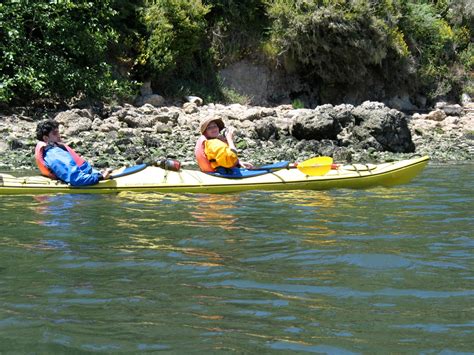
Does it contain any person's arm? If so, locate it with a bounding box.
[44,147,102,186]
[224,127,253,169]
[68,161,103,186]
[224,127,238,153]
[204,139,238,168]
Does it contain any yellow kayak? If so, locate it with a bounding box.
[0,156,429,195]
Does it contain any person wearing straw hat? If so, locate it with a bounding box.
[194,117,253,172]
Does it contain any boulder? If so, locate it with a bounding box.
[121,115,153,128]
[442,104,463,116]
[64,117,93,136]
[387,94,418,111]
[351,102,415,152]
[290,111,340,140]
[255,119,278,140]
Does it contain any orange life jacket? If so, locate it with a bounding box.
[194,135,215,172]
[35,141,87,179]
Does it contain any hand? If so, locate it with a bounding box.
[224,126,235,141]
[239,161,254,169]
[101,168,113,180]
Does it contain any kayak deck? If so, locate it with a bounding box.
[0,156,429,195]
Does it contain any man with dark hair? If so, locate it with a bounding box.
[35,119,110,186]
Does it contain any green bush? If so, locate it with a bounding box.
[1,0,472,105]
[265,0,471,103]
[399,2,457,98]
[266,1,397,84]
[0,1,136,105]
[141,0,210,79]
[204,0,268,64]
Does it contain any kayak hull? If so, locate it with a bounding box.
[0,156,429,195]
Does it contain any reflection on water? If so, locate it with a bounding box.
[0,165,473,353]
[188,194,242,231]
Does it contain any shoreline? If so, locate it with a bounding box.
[0,100,473,173]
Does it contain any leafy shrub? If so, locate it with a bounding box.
[1,0,472,105]
[204,0,268,64]
[141,0,210,79]
[291,98,304,109]
[0,1,135,105]
[266,1,396,85]
[398,2,460,100]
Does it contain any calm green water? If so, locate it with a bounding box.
[0,164,472,353]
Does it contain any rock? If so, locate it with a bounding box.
[442,104,463,116]
[461,93,471,106]
[239,108,262,122]
[183,102,199,114]
[54,110,83,124]
[155,122,172,133]
[291,111,340,140]
[255,119,278,140]
[143,135,161,148]
[140,81,153,96]
[359,101,387,110]
[332,147,353,162]
[333,104,355,129]
[444,116,459,125]
[435,101,447,109]
[121,115,153,128]
[97,117,122,132]
[150,112,179,125]
[460,114,474,133]
[135,94,165,107]
[387,94,418,111]
[138,103,158,115]
[184,96,203,106]
[0,141,9,153]
[425,109,446,121]
[351,103,415,152]
[1,100,472,172]
[63,116,93,136]
[409,118,438,137]
[260,108,277,117]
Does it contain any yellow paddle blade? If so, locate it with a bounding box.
[297,156,333,176]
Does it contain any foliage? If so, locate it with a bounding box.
[265,0,472,103]
[398,2,456,98]
[108,0,147,79]
[203,0,268,64]
[265,1,398,86]
[291,98,304,109]
[220,86,251,105]
[0,0,472,105]
[0,1,136,105]
[141,0,210,80]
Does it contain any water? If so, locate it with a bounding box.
[0,164,473,353]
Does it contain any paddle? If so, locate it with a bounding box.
[296,156,334,176]
[109,163,148,179]
[108,159,182,179]
[251,156,334,176]
[108,156,334,179]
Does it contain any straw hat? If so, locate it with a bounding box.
[199,117,225,134]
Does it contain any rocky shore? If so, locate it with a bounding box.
[0,99,473,172]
